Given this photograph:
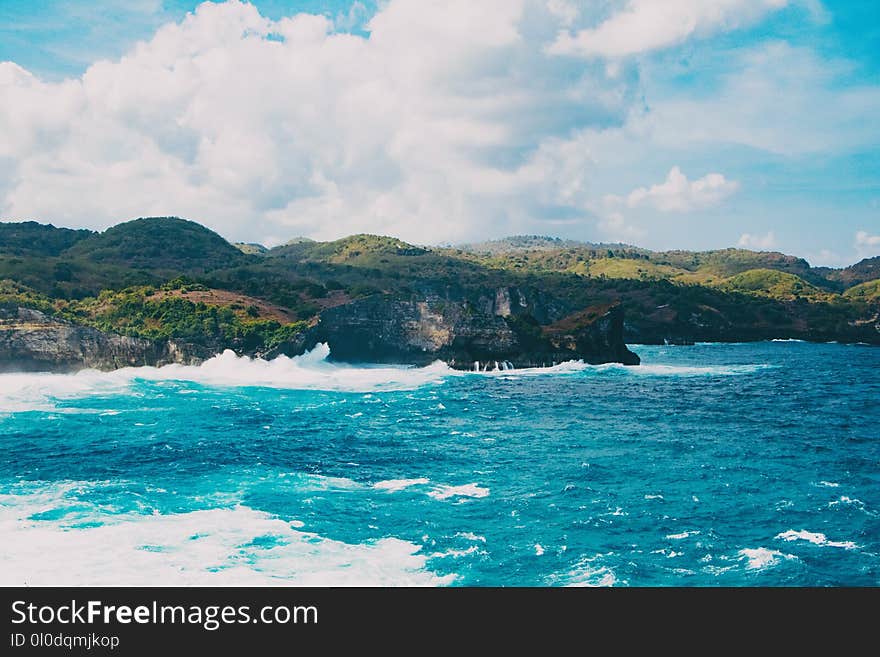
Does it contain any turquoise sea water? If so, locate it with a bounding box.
[0,342,877,586]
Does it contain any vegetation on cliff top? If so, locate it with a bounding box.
[0,218,877,348]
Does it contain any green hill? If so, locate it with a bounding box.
[843,279,880,302]
[0,221,93,256]
[585,258,689,281]
[65,217,247,273]
[720,269,827,301]
[653,248,812,278]
[269,234,428,262]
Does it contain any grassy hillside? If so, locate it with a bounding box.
[720,269,829,301]
[843,279,880,302]
[270,234,428,262]
[1,217,878,348]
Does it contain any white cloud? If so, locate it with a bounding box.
[0,0,873,256]
[0,0,641,245]
[738,231,777,250]
[597,211,645,242]
[855,230,880,259]
[548,0,787,58]
[607,166,739,213]
[596,166,738,242]
[805,248,842,267]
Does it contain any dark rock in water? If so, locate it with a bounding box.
[276,292,639,368]
[0,307,206,372]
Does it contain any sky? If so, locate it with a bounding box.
[0,1,878,265]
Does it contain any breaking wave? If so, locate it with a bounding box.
[0,342,775,413]
[739,548,798,571]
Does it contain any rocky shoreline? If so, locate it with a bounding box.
[0,295,641,372]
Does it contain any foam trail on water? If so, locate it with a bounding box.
[775,529,858,549]
[0,485,453,586]
[468,360,773,380]
[373,478,431,492]
[427,483,490,501]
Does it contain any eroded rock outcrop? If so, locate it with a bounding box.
[0,307,205,372]
[288,292,639,368]
[0,291,640,372]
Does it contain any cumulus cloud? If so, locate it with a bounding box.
[0,0,645,245]
[738,231,777,250]
[548,0,788,58]
[0,0,872,255]
[805,248,842,267]
[855,230,880,259]
[596,166,738,241]
[607,166,739,213]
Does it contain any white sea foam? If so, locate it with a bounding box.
[534,544,545,556]
[0,344,457,411]
[558,560,619,587]
[739,548,797,570]
[373,478,431,492]
[427,484,490,501]
[775,530,858,550]
[666,530,700,540]
[430,545,483,559]
[827,496,874,516]
[0,340,775,413]
[492,361,773,378]
[0,485,453,586]
[628,363,773,376]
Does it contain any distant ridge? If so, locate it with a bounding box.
[455,235,639,255]
[234,242,269,255]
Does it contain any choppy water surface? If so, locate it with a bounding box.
[1,342,877,586]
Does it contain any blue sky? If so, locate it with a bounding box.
[1,0,878,265]
[0,1,378,79]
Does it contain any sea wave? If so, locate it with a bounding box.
[551,554,621,587]
[775,529,859,550]
[0,484,453,586]
[738,548,798,571]
[0,342,775,413]
[0,344,455,410]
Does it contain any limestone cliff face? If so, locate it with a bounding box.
[0,307,205,372]
[293,291,640,368]
[0,290,639,372]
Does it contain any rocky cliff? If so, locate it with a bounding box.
[0,291,640,372]
[0,306,204,372]
[282,291,639,368]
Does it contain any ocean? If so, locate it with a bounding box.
[0,341,877,586]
